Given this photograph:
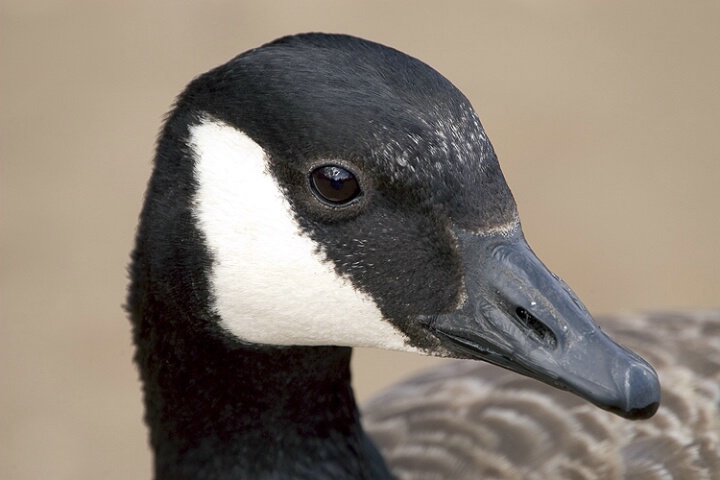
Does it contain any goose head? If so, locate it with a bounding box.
[130,33,660,424]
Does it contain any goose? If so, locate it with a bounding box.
[127,33,717,479]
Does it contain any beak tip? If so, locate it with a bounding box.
[622,362,661,420]
[599,360,661,420]
[627,400,660,420]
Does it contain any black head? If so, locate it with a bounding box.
[130,33,659,420]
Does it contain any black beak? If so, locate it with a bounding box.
[419,227,660,420]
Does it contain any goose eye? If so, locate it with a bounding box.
[309,165,361,205]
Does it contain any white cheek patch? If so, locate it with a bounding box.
[190,119,418,352]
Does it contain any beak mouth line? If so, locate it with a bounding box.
[422,319,568,392]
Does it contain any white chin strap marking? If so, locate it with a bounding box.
[190,118,416,352]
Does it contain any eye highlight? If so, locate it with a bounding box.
[309,165,361,205]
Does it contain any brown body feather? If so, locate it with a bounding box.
[364,311,720,480]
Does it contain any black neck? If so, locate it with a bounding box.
[129,290,393,479]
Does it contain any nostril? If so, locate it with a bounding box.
[515,307,558,349]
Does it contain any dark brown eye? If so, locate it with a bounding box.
[309,165,361,205]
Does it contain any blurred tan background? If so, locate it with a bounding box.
[1,1,718,479]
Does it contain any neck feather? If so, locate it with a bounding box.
[129,287,393,479]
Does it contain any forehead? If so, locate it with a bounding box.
[364,112,516,231]
[365,102,491,183]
